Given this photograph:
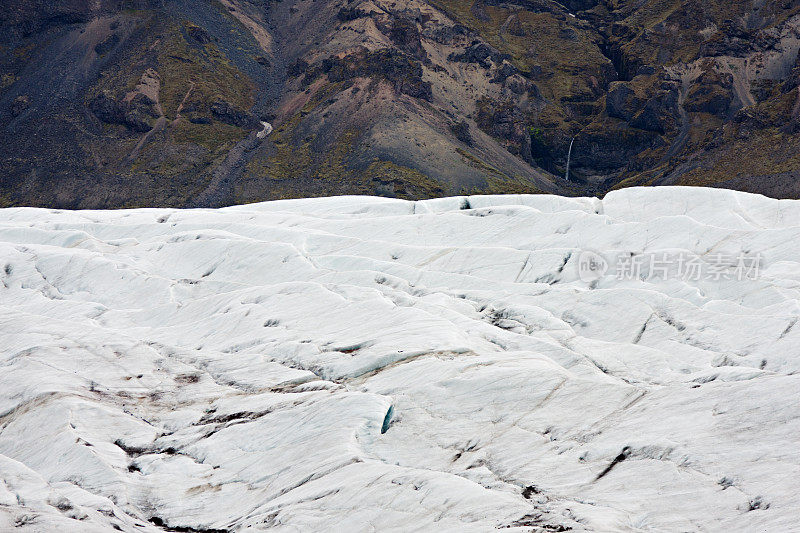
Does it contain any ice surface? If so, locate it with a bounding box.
[1,187,799,531]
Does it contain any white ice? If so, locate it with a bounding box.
[0,187,798,531]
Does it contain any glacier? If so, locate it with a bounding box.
[0,187,799,532]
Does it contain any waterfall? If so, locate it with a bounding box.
[565,136,575,182]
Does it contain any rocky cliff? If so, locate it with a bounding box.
[1,0,800,207]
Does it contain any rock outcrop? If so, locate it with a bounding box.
[1,0,800,207]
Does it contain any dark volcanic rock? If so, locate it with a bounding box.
[606,82,644,121]
[379,16,427,61]
[211,100,260,129]
[629,90,678,133]
[492,61,518,83]
[449,42,511,69]
[337,7,368,22]
[94,33,120,56]
[504,74,530,95]
[699,19,753,57]
[89,91,157,132]
[186,23,214,44]
[476,97,529,157]
[573,126,662,172]
[421,23,468,45]
[318,48,432,101]
[450,120,473,146]
[751,80,779,103]
[123,110,154,133]
[287,59,310,78]
[607,78,678,133]
[685,70,734,116]
[89,92,126,125]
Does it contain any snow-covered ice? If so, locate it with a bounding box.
[1,187,799,532]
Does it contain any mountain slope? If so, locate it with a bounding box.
[0,0,562,208]
[1,188,800,531]
[1,0,800,207]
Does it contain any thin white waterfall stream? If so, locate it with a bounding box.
[565,136,575,182]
